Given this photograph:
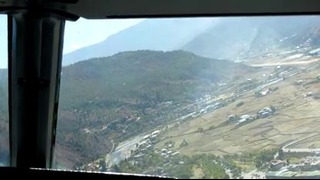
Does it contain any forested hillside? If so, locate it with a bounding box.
[55,50,253,168]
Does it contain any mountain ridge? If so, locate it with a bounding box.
[63,18,216,66]
[63,16,320,66]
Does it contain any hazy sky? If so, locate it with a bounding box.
[0,16,144,68]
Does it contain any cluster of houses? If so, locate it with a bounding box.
[199,102,222,115]
[228,106,275,127]
[267,154,320,179]
[159,148,180,159]
[84,162,101,171]
[268,157,320,178]
[128,130,179,165]
[129,130,162,165]
[257,107,275,118]
[269,159,287,171]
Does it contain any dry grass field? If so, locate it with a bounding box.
[156,61,320,157]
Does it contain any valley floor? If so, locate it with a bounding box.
[85,54,320,179]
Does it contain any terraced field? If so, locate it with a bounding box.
[156,60,320,157]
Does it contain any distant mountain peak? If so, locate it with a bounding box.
[63,16,320,66]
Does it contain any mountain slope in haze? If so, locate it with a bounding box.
[182,16,320,60]
[63,18,216,66]
[63,16,320,66]
[56,50,253,168]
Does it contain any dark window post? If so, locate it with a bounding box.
[8,10,65,168]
